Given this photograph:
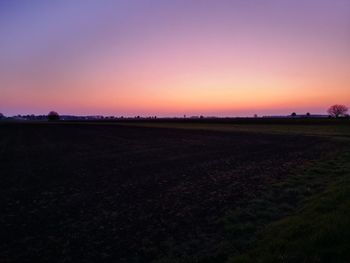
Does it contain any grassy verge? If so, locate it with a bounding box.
[153,143,350,263]
[228,145,350,263]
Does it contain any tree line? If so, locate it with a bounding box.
[0,105,349,121]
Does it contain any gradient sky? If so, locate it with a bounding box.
[1,0,349,116]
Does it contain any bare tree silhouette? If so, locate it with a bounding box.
[327,105,348,118]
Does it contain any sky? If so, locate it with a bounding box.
[0,0,349,117]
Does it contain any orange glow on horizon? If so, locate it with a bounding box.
[1,1,349,116]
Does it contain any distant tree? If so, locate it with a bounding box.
[327,104,348,118]
[306,112,311,117]
[254,114,258,118]
[0,113,4,119]
[291,112,297,117]
[48,111,60,121]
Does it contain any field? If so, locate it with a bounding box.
[1,120,349,262]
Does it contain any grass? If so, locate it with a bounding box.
[154,145,350,263]
[228,148,350,263]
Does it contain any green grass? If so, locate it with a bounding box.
[153,142,350,263]
[228,148,350,263]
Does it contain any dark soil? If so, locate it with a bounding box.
[0,123,335,262]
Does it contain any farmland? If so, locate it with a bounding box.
[0,120,349,262]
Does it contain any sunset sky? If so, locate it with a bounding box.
[1,0,349,117]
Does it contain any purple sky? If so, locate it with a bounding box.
[1,0,349,116]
